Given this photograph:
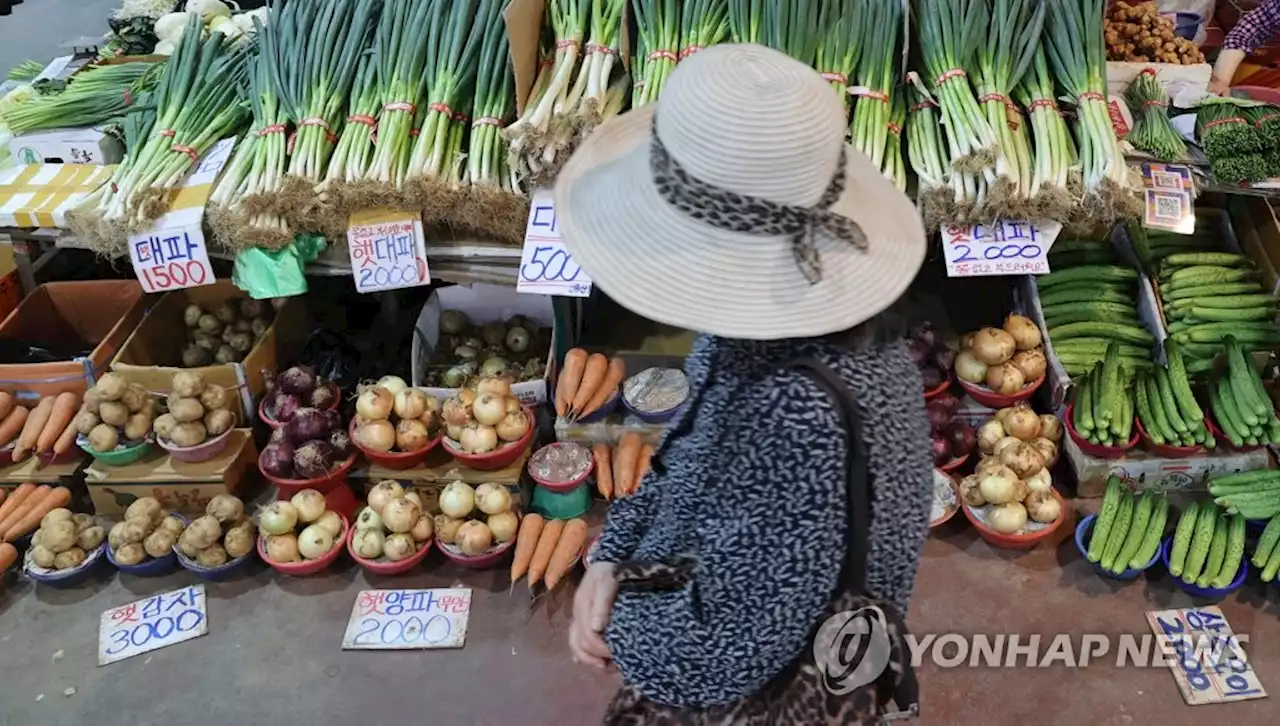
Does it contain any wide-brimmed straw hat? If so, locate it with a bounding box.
[554,44,926,341]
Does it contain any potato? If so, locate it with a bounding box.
[159,514,186,537]
[83,387,102,415]
[88,423,119,452]
[108,522,129,550]
[31,529,44,548]
[223,527,253,559]
[186,515,221,549]
[96,373,126,402]
[193,330,219,352]
[170,422,207,447]
[200,385,229,411]
[124,412,152,442]
[143,529,177,558]
[121,383,149,413]
[72,513,95,532]
[54,547,87,570]
[125,497,163,524]
[76,525,105,551]
[170,398,204,424]
[215,345,238,364]
[232,318,253,334]
[207,494,244,523]
[228,332,253,354]
[176,531,201,559]
[43,521,77,553]
[215,302,239,324]
[75,410,100,435]
[196,544,228,568]
[99,401,129,427]
[173,371,206,398]
[204,409,234,437]
[153,413,178,440]
[197,314,222,335]
[119,521,149,545]
[40,508,73,529]
[184,304,204,328]
[115,542,146,566]
[30,545,55,568]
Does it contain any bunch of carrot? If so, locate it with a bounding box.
[593,433,653,500]
[510,514,589,590]
[0,483,73,542]
[555,349,626,422]
[0,391,83,463]
[0,542,15,575]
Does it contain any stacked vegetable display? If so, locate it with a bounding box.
[176,495,256,568]
[1129,346,1215,449]
[555,348,627,421]
[1104,2,1205,64]
[259,405,351,481]
[961,404,1063,535]
[1035,263,1154,376]
[952,316,1046,396]
[908,323,957,394]
[352,383,441,455]
[436,480,517,557]
[261,366,340,424]
[1251,513,1280,581]
[350,481,435,563]
[1168,501,1247,590]
[1209,469,1280,520]
[180,297,273,367]
[1194,101,1280,184]
[511,514,587,590]
[1072,355,1136,449]
[78,374,157,455]
[106,497,189,567]
[441,378,532,455]
[155,372,236,449]
[1207,337,1280,448]
[0,391,87,462]
[422,311,548,390]
[592,434,653,500]
[0,485,73,543]
[258,490,346,564]
[1126,216,1221,275]
[1125,70,1185,162]
[1158,253,1279,369]
[28,508,105,572]
[1084,477,1168,574]
[1,59,163,135]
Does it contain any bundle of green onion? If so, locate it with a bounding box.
[1197,101,1263,159]
[882,91,906,191]
[1014,47,1076,206]
[906,87,947,193]
[630,0,679,107]
[6,60,43,82]
[813,0,860,106]
[467,0,519,193]
[2,60,162,135]
[1209,155,1272,185]
[1125,70,1185,162]
[850,0,900,167]
[365,0,437,188]
[973,0,1044,204]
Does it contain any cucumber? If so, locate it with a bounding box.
[1207,469,1280,491]
[1197,512,1230,587]
[1131,497,1169,569]
[1055,353,1151,372]
[1164,340,1204,423]
[1172,294,1278,310]
[1074,369,1093,434]
[1227,337,1270,420]
[1042,301,1140,319]
[1153,366,1189,433]
[1038,286,1134,308]
[1049,249,1119,267]
[1179,326,1280,346]
[1163,282,1265,302]
[1101,492,1136,572]
[1187,307,1276,323]
[1162,252,1254,268]
[1182,504,1220,584]
[1213,375,1248,447]
[1045,309,1139,328]
[1088,476,1125,563]
[1143,374,1178,443]
[1090,361,1106,437]
[1253,516,1280,568]
[1099,343,1120,427]
[1212,515,1247,588]
[1052,339,1152,358]
[1163,264,1243,281]
[1037,265,1139,289]
[1263,543,1280,583]
[1115,492,1155,573]
[1113,377,1134,441]
[1169,501,1200,577]
[1048,322,1155,346]
[1135,374,1163,444]
[1164,269,1261,292]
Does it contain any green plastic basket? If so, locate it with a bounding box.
[80,439,152,467]
[530,483,592,520]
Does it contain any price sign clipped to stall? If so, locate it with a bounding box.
[342,588,471,651]
[517,189,592,297]
[127,138,236,293]
[98,585,208,666]
[346,208,430,293]
[941,220,1061,277]
[1140,163,1195,234]
[1146,606,1265,705]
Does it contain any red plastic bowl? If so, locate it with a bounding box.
[435,536,516,569]
[158,428,234,463]
[1205,406,1263,452]
[938,453,970,473]
[962,487,1069,550]
[37,445,81,466]
[956,374,1044,409]
[528,442,595,493]
[346,524,434,575]
[1064,403,1138,459]
[258,451,357,497]
[257,514,349,576]
[348,418,440,470]
[1134,416,1202,458]
[259,382,342,429]
[441,405,536,471]
[924,374,953,400]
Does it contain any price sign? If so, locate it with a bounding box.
[128,228,216,293]
[517,189,592,297]
[342,588,471,650]
[941,220,1061,277]
[1147,606,1265,705]
[98,585,208,666]
[1141,163,1195,234]
[346,208,430,294]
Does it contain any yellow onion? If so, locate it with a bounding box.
[1011,348,1047,383]
[393,389,431,420]
[1038,415,1063,443]
[356,386,394,420]
[394,419,431,451]
[959,475,985,507]
[1029,438,1059,468]
[978,420,1006,454]
[1003,314,1042,351]
[985,362,1025,395]
[988,502,1029,534]
[472,393,505,426]
[356,419,396,452]
[1004,407,1041,441]
[954,350,988,384]
[970,327,1016,365]
[1024,491,1060,523]
[495,411,529,442]
[475,376,512,397]
[999,442,1045,479]
[977,466,1019,505]
[456,521,493,556]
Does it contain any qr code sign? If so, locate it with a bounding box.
[1152,170,1183,190]
[1145,189,1192,231]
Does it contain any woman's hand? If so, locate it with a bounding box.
[569,562,617,669]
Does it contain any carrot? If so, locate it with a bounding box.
[0,406,28,449]
[556,349,589,418]
[0,483,35,532]
[544,518,589,590]
[527,518,566,588]
[635,444,655,493]
[613,433,643,497]
[511,513,545,585]
[0,392,15,424]
[5,486,70,541]
[12,397,54,462]
[52,414,80,456]
[0,484,49,538]
[593,443,614,500]
[569,354,609,416]
[576,357,626,421]
[35,392,79,454]
[0,542,15,572]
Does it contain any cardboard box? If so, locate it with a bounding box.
[0,164,116,227]
[83,429,259,518]
[410,283,555,404]
[9,128,122,166]
[1233,197,1280,295]
[349,447,529,486]
[0,280,148,402]
[0,454,85,485]
[1063,433,1273,498]
[1105,61,1212,108]
[109,280,307,419]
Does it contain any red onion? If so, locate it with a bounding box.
[931,436,952,465]
[944,421,977,456]
[932,347,957,373]
[293,440,336,479]
[277,365,317,395]
[285,407,331,445]
[269,426,288,444]
[933,392,961,413]
[913,324,937,349]
[261,441,296,478]
[310,382,336,410]
[926,401,952,433]
[261,367,276,393]
[921,366,944,390]
[321,408,343,433]
[269,392,301,423]
[328,429,353,458]
[906,339,931,367]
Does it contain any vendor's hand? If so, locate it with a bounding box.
[569,562,617,669]
[1209,76,1231,96]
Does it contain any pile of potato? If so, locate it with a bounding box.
[175,494,255,567]
[29,509,104,571]
[181,298,273,368]
[155,371,237,448]
[107,497,187,566]
[76,373,158,452]
[1105,2,1205,64]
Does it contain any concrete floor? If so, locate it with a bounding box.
[0,0,118,75]
[3,504,1280,725]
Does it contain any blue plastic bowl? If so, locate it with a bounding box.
[1075,514,1161,581]
[175,548,255,582]
[24,544,107,587]
[1160,537,1248,599]
[1247,518,1269,536]
[575,392,618,423]
[1172,11,1201,39]
[621,395,685,424]
[108,514,187,576]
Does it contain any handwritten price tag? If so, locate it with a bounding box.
[128,228,216,293]
[1147,606,1265,705]
[941,220,1061,277]
[341,588,471,650]
[517,189,592,297]
[346,208,430,293]
[98,585,208,666]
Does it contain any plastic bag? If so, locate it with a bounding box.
[231,234,326,299]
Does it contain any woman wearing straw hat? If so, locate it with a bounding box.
[563,45,931,724]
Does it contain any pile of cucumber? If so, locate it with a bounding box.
[1036,264,1156,377]
[1208,469,1280,520]
[1133,340,1216,449]
[1207,336,1280,448]
[1251,514,1280,582]
[1126,217,1223,275]
[1168,501,1247,589]
[1157,252,1280,375]
[1047,238,1118,269]
[1071,350,1136,447]
[1085,477,1169,574]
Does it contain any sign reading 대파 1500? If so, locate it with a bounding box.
[128,228,216,293]
[346,209,430,294]
[941,220,1062,277]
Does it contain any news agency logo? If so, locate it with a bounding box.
[813,606,892,694]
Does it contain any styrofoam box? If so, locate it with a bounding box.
[410,283,555,404]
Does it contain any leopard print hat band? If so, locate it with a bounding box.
[648,116,869,285]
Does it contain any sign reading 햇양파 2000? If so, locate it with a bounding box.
[941,220,1062,277]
